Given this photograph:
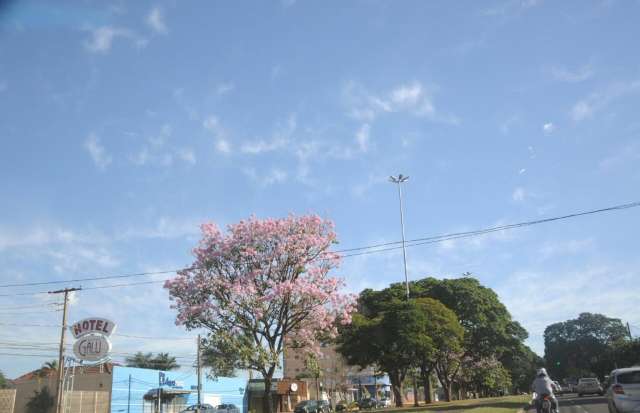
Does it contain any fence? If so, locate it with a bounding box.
[63,391,110,413]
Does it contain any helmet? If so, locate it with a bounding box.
[537,368,548,377]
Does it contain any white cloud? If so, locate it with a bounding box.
[243,168,287,186]
[216,139,231,154]
[355,124,370,152]
[216,82,235,95]
[482,0,541,16]
[512,187,526,202]
[538,238,595,260]
[550,64,594,83]
[599,142,640,170]
[499,115,519,135]
[241,138,286,155]
[177,148,196,165]
[203,115,232,154]
[84,133,112,170]
[146,7,167,34]
[571,80,640,122]
[518,168,526,174]
[542,122,555,134]
[84,26,146,53]
[344,81,458,124]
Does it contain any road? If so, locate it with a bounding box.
[527,394,609,413]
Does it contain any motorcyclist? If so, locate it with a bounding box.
[531,368,560,413]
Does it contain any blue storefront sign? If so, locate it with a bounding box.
[111,366,246,413]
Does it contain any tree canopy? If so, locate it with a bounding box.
[125,352,180,371]
[166,215,355,413]
[337,297,463,405]
[544,312,631,379]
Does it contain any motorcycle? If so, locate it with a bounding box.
[535,393,556,413]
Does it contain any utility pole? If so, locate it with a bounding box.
[628,322,633,340]
[48,287,81,413]
[127,374,132,413]
[197,334,202,413]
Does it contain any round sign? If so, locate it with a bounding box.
[73,333,112,362]
[290,383,298,392]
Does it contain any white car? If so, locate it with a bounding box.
[606,367,640,413]
[577,377,604,397]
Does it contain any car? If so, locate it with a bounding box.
[180,404,216,413]
[357,398,382,409]
[606,367,640,413]
[294,400,332,413]
[378,398,391,408]
[216,404,239,413]
[577,377,604,397]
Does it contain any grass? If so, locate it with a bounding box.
[375,395,530,413]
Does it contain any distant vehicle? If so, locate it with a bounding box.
[606,367,640,413]
[559,383,572,394]
[552,381,564,394]
[216,404,239,413]
[577,377,604,397]
[294,400,332,413]
[357,398,382,409]
[378,398,391,408]
[180,404,216,413]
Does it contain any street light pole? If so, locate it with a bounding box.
[389,174,410,299]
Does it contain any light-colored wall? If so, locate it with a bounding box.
[13,372,111,413]
[0,389,16,413]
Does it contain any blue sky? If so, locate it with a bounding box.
[1,0,640,378]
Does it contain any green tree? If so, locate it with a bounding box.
[125,352,180,370]
[25,386,55,413]
[338,298,462,406]
[0,369,10,389]
[359,276,526,400]
[544,313,628,379]
[125,352,155,369]
[152,353,180,371]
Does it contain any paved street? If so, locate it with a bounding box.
[527,394,609,413]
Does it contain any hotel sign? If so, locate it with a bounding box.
[70,317,116,363]
[70,317,116,339]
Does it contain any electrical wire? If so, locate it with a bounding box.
[1,200,638,292]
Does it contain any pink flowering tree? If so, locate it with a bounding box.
[165,215,355,413]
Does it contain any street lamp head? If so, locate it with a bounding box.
[389,174,409,183]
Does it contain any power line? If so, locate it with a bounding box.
[1,200,638,295]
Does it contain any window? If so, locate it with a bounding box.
[618,371,640,384]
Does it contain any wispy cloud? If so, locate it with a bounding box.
[84,133,112,170]
[482,0,541,17]
[571,80,640,122]
[542,122,555,134]
[129,124,195,167]
[241,115,296,155]
[344,81,458,124]
[512,187,526,202]
[355,124,371,152]
[146,7,167,34]
[216,82,235,96]
[84,26,147,53]
[538,238,595,260]
[550,64,594,83]
[243,168,287,186]
[599,141,640,170]
[203,115,232,154]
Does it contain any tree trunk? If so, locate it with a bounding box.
[389,371,404,407]
[420,365,433,404]
[263,375,274,413]
[443,383,451,402]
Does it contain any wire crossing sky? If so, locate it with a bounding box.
[1,0,640,378]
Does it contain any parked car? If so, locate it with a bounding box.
[378,398,391,408]
[294,400,332,413]
[216,404,239,413]
[577,377,604,397]
[606,367,640,413]
[180,404,216,413]
[357,398,382,409]
[335,400,357,411]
